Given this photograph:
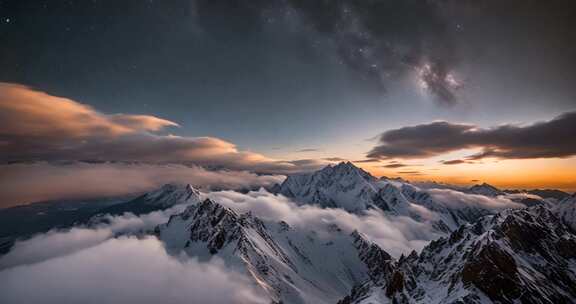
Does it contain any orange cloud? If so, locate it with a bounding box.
[0,82,178,139]
[0,83,326,174]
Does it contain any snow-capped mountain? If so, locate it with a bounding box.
[96,183,200,216]
[277,162,515,233]
[339,206,576,304]
[157,198,385,304]
[554,193,576,231]
[278,162,379,213]
[467,183,505,197]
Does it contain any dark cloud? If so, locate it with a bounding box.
[383,163,407,168]
[397,171,423,176]
[323,157,348,162]
[368,111,576,160]
[0,83,327,174]
[352,158,380,163]
[441,159,470,165]
[296,148,320,152]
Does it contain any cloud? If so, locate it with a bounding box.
[352,158,381,163]
[368,111,576,160]
[0,227,112,269]
[397,170,423,176]
[441,159,470,165]
[0,237,266,304]
[296,148,320,152]
[426,189,523,210]
[323,157,348,162]
[0,162,285,208]
[0,204,188,269]
[382,161,408,168]
[0,83,326,174]
[206,190,441,257]
[0,83,178,139]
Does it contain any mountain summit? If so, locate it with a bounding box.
[278,162,511,232]
[278,162,379,212]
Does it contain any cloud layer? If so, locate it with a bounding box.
[0,237,266,304]
[0,162,285,208]
[0,205,186,269]
[368,111,576,160]
[0,83,326,174]
[206,189,441,257]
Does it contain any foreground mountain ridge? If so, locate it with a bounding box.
[339,205,576,304]
[157,197,384,304]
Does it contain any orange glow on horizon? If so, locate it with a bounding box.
[356,157,576,192]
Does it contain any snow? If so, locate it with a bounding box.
[157,198,381,304]
[279,162,515,235]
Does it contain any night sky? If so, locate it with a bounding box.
[1,0,576,190]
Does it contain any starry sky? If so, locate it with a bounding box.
[1,0,576,190]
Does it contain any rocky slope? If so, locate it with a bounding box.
[554,193,576,231]
[339,206,576,304]
[157,198,388,304]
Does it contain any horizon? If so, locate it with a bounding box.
[1,2,576,303]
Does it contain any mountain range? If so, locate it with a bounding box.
[153,162,576,303]
[1,162,575,303]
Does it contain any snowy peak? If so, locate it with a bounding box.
[468,182,504,197]
[279,162,506,232]
[178,198,253,254]
[279,162,379,212]
[321,162,377,182]
[142,183,201,207]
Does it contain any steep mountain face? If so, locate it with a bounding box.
[278,162,379,213]
[339,206,576,304]
[554,193,576,231]
[278,162,512,233]
[157,198,385,304]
